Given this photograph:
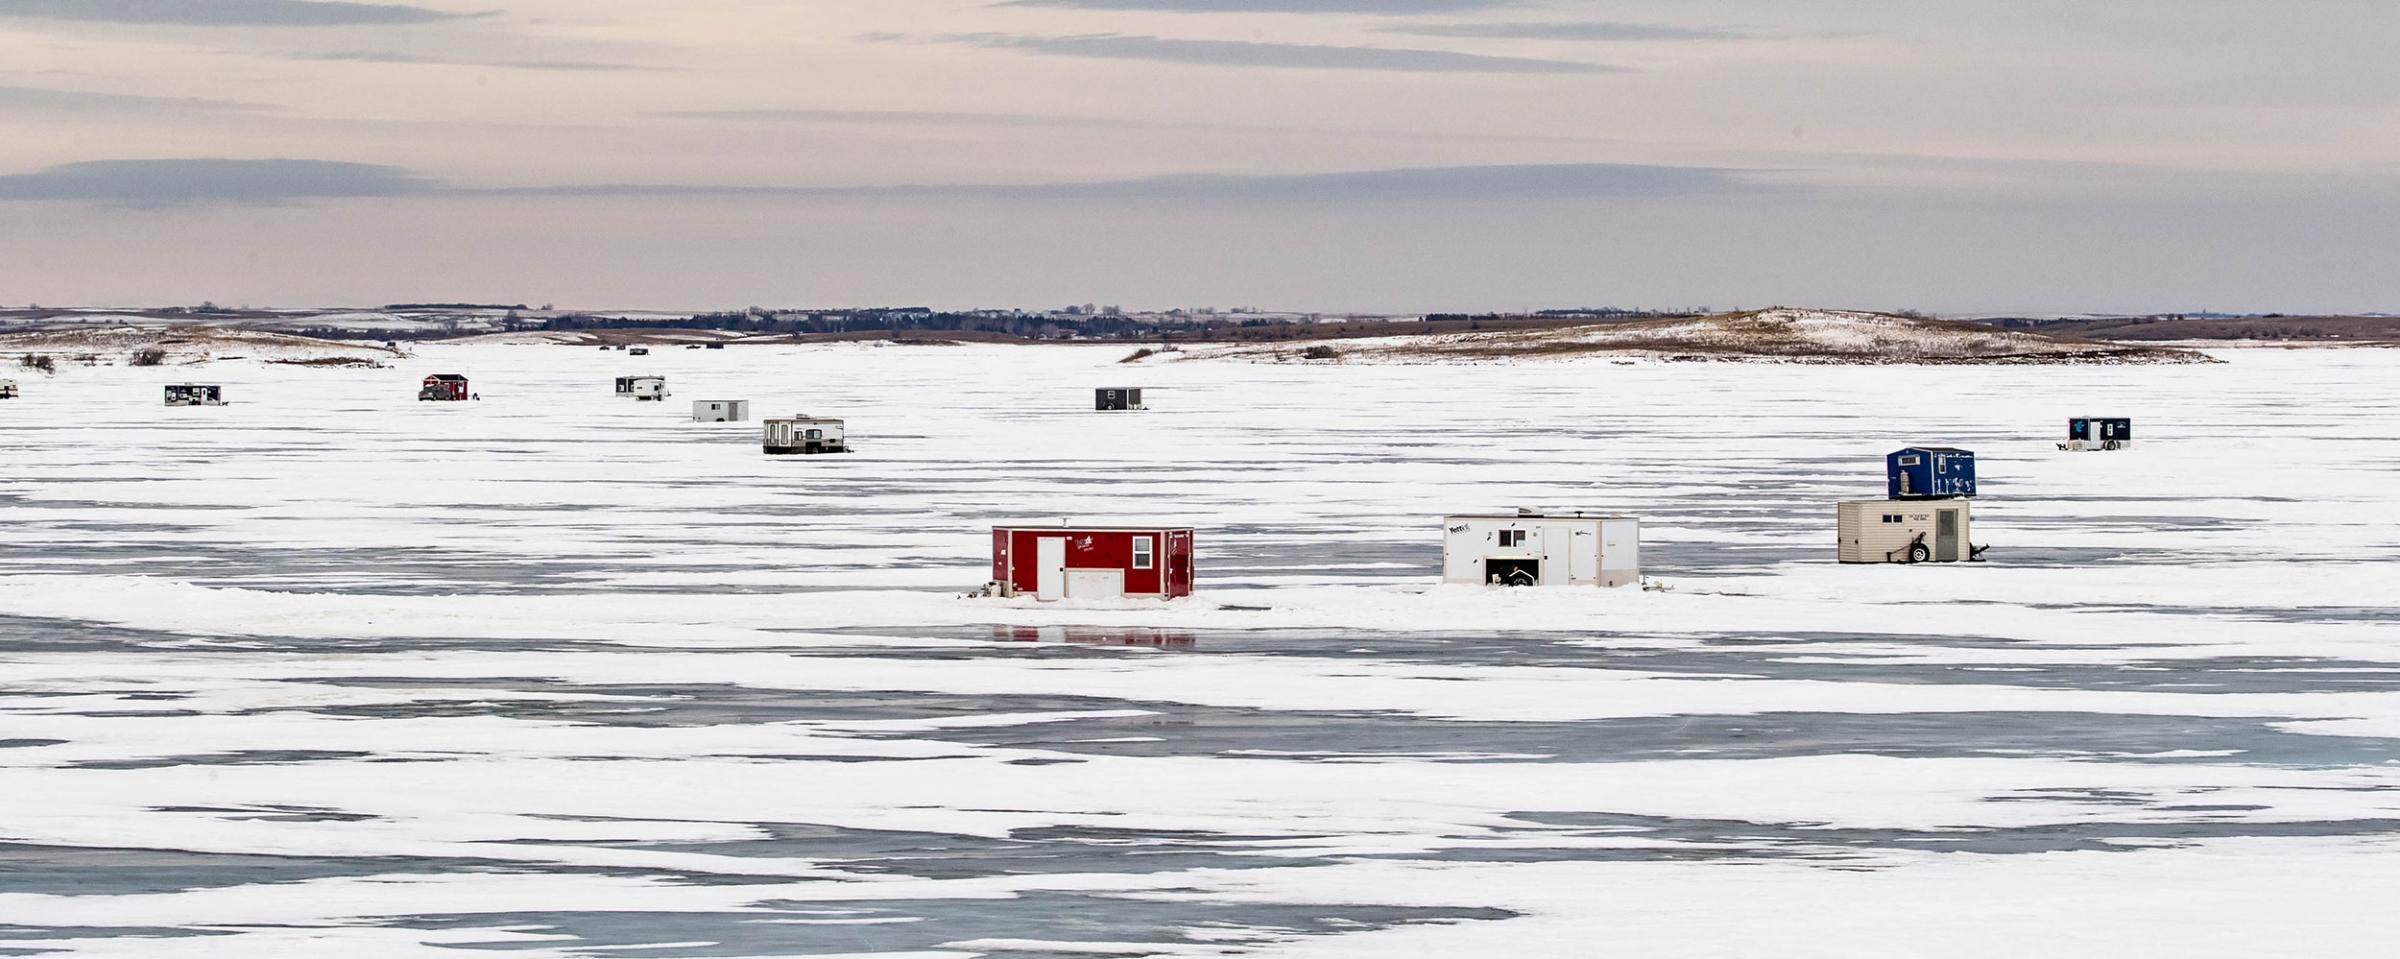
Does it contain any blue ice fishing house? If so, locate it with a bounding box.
[1887,447,1976,499]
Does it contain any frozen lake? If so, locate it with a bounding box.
[2,344,2397,957]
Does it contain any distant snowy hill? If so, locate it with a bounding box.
[0,325,402,367]
[1174,308,2216,365]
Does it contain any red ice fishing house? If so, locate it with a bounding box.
[990,525,1194,600]
[418,374,470,401]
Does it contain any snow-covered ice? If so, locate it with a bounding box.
[0,343,2396,956]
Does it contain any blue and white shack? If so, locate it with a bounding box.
[1887,447,1976,500]
[2063,417,2133,451]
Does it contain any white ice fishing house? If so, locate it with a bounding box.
[1441,512,1641,587]
[0,379,17,399]
[615,376,669,401]
[692,400,750,422]
[1838,500,1975,564]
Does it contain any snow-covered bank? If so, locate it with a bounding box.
[1172,308,2214,365]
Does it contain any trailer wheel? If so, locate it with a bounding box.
[1907,543,1932,564]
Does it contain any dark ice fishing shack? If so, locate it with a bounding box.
[1887,447,1976,499]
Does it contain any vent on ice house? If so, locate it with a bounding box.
[164,384,226,407]
[989,525,1194,600]
[1887,447,1977,499]
[418,374,470,402]
[614,376,669,401]
[693,400,750,422]
[2062,417,2133,451]
[763,415,847,455]
[1442,511,1640,587]
[1095,388,1146,411]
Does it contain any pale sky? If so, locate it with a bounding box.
[0,0,2394,313]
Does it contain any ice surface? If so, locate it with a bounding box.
[0,343,2396,956]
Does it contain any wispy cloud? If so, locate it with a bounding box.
[882,32,1618,74]
[480,162,1762,202]
[0,159,434,205]
[0,0,481,27]
[280,50,660,72]
[0,84,266,115]
[0,158,1770,206]
[993,0,1519,12]
[1382,21,1754,42]
[647,108,1082,126]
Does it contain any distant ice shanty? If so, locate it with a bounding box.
[614,375,669,401]
[1840,499,1975,564]
[1442,511,1640,587]
[629,347,650,356]
[1887,447,1977,499]
[692,400,750,422]
[2063,417,2133,451]
[989,525,1195,600]
[763,415,847,455]
[163,384,226,407]
[0,379,17,399]
[418,374,469,402]
[1095,387,1146,411]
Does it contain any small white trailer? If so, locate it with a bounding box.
[0,379,17,399]
[1441,512,1640,587]
[764,415,847,455]
[1838,499,1976,564]
[615,376,669,401]
[692,400,750,422]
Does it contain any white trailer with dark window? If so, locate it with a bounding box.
[1839,499,1975,563]
[692,400,750,422]
[763,415,847,455]
[0,379,17,399]
[615,376,669,401]
[1441,512,1640,587]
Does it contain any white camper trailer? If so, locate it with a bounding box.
[615,376,669,401]
[0,379,17,399]
[1838,499,1975,564]
[692,400,750,423]
[1441,512,1640,587]
[764,415,847,455]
